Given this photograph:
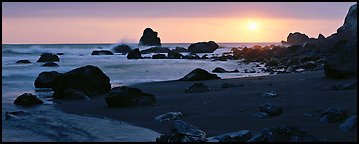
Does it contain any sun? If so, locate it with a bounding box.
[248,22,258,30]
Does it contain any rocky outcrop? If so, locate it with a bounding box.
[139,28,161,46]
[37,53,60,62]
[179,68,221,81]
[16,60,31,64]
[105,86,156,107]
[156,120,207,142]
[127,48,143,59]
[41,62,59,67]
[13,93,44,107]
[140,47,170,54]
[52,65,111,100]
[91,50,114,55]
[286,32,310,46]
[188,41,219,53]
[34,71,63,88]
[112,44,132,54]
[152,54,167,59]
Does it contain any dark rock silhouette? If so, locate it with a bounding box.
[139,28,161,46]
[320,106,347,123]
[16,60,31,64]
[37,53,59,62]
[167,51,183,59]
[105,86,156,107]
[156,120,207,142]
[34,71,63,88]
[127,48,143,59]
[140,47,170,54]
[52,65,111,100]
[112,44,132,54]
[152,54,167,59]
[188,41,219,53]
[172,47,188,53]
[14,93,44,107]
[91,50,114,55]
[185,83,210,93]
[286,32,309,46]
[317,34,326,40]
[180,68,221,81]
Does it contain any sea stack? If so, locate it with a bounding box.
[139,28,161,46]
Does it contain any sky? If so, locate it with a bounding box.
[2,2,357,44]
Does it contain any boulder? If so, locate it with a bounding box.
[16,60,31,64]
[37,53,60,62]
[127,48,143,59]
[185,83,210,93]
[259,103,282,116]
[141,47,170,54]
[152,54,167,59]
[41,62,59,67]
[112,44,132,54]
[91,50,114,55]
[156,120,207,142]
[286,32,310,46]
[320,106,347,123]
[248,126,319,142]
[154,112,183,123]
[139,28,161,46]
[172,47,188,53]
[13,93,44,107]
[105,86,156,107]
[179,68,221,81]
[339,115,357,132]
[34,71,63,88]
[212,67,229,73]
[63,89,90,100]
[167,51,183,59]
[52,65,111,99]
[188,41,219,53]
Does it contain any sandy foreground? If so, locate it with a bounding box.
[56,70,357,142]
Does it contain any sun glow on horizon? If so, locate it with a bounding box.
[248,22,258,30]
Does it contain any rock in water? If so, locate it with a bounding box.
[140,47,170,54]
[112,44,132,54]
[105,86,156,107]
[180,68,221,81]
[188,41,219,53]
[339,115,357,132]
[34,71,63,88]
[212,67,229,73]
[248,126,319,142]
[13,93,44,107]
[167,51,183,59]
[139,28,161,46]
[185,83,210,93]
[52,65,111,99]
[156,120,207,142]
[16,60,31,64]
[127,48,143,59]
[41,62,59,67]
[37,53,60,62]
[91,50,114,55]
[286,32,309,46]
[152,54,167,59]
[154,112,183,122]
[320,106,347,124]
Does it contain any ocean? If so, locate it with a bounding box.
[2,42,278,141]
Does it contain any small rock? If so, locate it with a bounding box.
[339,115,357,132]
[13,93,44,107]
[262,90,278,98]
[320,106,346,124]
[156,120,207,142]
[37,53,60,62]
[16,60,31,64]
[91,50,114,55]
[41,62,59,67]
[185,83,210,93]
[252,112,270,118]
[259,103,282,116]
[179,68,221,81]
[154,112,183,122]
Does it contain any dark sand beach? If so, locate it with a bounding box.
[57,71,357,142]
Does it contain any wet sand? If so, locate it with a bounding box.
[57,71,357,142]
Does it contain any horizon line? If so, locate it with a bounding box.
[2,41,281,45]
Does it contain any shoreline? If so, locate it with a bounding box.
[56,70,357,142]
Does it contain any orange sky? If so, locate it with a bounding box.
[2,2,356,44]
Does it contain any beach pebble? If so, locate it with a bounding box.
[185,83,210,93]
[262,90,278,98]
[207,130,252,142]
[156,120,207,142]
[339,115,357,132]
[154,112,183,122]
[259,103,282,116]
[14,93,44,107]
[320,107,347,124]
[248,126,319,142]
